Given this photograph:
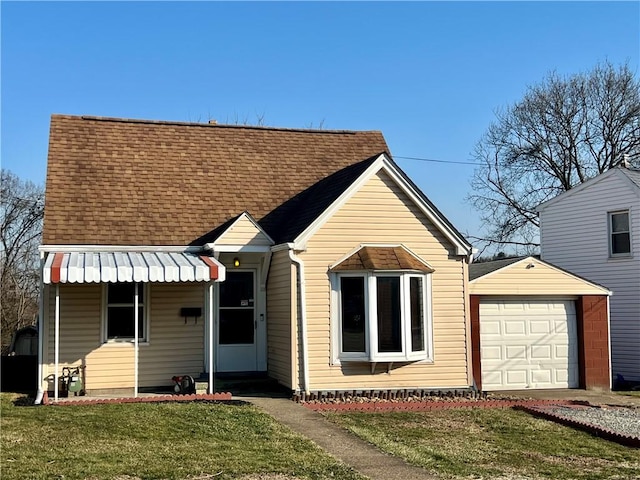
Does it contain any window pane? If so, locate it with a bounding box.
[107,307,145,339]
[410,277,425,352]
[377,277,401,353]
[611,213,629,233]
[220,272,254,308]
[219,309,254,344]
[340,277,366,353]
[108,283,136,303]
[612,232,631,254]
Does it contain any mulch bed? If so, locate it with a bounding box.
[303,397,586,412]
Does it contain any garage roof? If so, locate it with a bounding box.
[469,256,611,296]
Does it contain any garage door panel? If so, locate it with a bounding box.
[480,320,502,336]
[555,344,569,359]
[480,299,579,391]
[482,371,503,388]
[504,320,526,335]
[481,346,502,361]
[531,345,552,359]
[506,345,526,359]
[531,369,552,384]
[506,370,527,386]
[530,320,551,334]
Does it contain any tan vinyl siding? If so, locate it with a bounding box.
[301,170,470,390]
[469,258,610,296]
[266,249,294,388]
[216,215,272,247]
[44,283,205,391]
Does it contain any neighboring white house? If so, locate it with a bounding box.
[538,166,640,382]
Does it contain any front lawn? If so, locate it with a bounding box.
[327,408,640,480]
[1,394,362,480]
[615,390,640,398]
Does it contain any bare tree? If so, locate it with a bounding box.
[1,169,44,354]
[468,62,640,254]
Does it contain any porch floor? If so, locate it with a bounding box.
[50,374,289,404]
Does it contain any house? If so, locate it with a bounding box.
[38,114,476,401]
[537,166,640,383]
[468,256,611,391]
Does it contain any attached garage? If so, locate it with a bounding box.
[469,257,611,392]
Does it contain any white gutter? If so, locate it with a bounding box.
[208,283,214,394]
[134,283,139,397]
[607,295,613,390]
[34,256,45,405]
[288,248,310,394]
[54,284,60,402]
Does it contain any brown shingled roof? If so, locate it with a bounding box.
[331,246,434,272]
[43,115,390,245]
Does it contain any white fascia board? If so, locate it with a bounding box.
[39,245,204,253]
[294,154,472,256]
[271,243,296,252]
[238,211,275,244]
[619,170,640,196]
[536,168,631,213]
[469,256,612,294]
[534,258,612,295]
[204,244,272,253]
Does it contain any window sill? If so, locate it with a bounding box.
[102,341,150,347]
[335,354,430,365]
[608,254,633,260]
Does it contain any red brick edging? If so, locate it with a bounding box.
[304,399,584,412]
[46,392,233,406]
[515,405,640,448]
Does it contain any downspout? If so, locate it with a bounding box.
[606,295,613,390]
[134,282,139,397]
[208,282,214,394]
[288,249,310,395]
[34,255,45,405]
[54,283,60,402]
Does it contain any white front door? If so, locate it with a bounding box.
[217,270,258,372]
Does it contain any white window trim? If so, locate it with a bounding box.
[331,271,433,364]
[608,209,632,258]
[101,283,150,345]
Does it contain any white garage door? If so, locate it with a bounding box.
[480,299,579,391]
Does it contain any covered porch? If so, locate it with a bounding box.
[38,249,225,402]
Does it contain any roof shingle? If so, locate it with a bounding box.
[43,115,390,246]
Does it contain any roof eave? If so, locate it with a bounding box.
[293,154,472,256]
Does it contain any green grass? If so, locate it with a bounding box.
[615,390,640,398]
[1,393,363,480]
[327,408,640,480]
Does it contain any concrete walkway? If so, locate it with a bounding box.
[245,396,437,480]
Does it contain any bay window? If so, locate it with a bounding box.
[334,272,432,363]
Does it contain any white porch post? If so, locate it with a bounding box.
[54,284,60,402]
[208,283,214,394]
[134,282,139,397]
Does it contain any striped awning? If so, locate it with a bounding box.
[43,251,224,284]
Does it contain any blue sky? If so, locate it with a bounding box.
[2,1,638,242]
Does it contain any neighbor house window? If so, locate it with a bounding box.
[104,283,148,342]
[335,272,431,362]
[609,210,631,256]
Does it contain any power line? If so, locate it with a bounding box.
[395,155,477,166]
